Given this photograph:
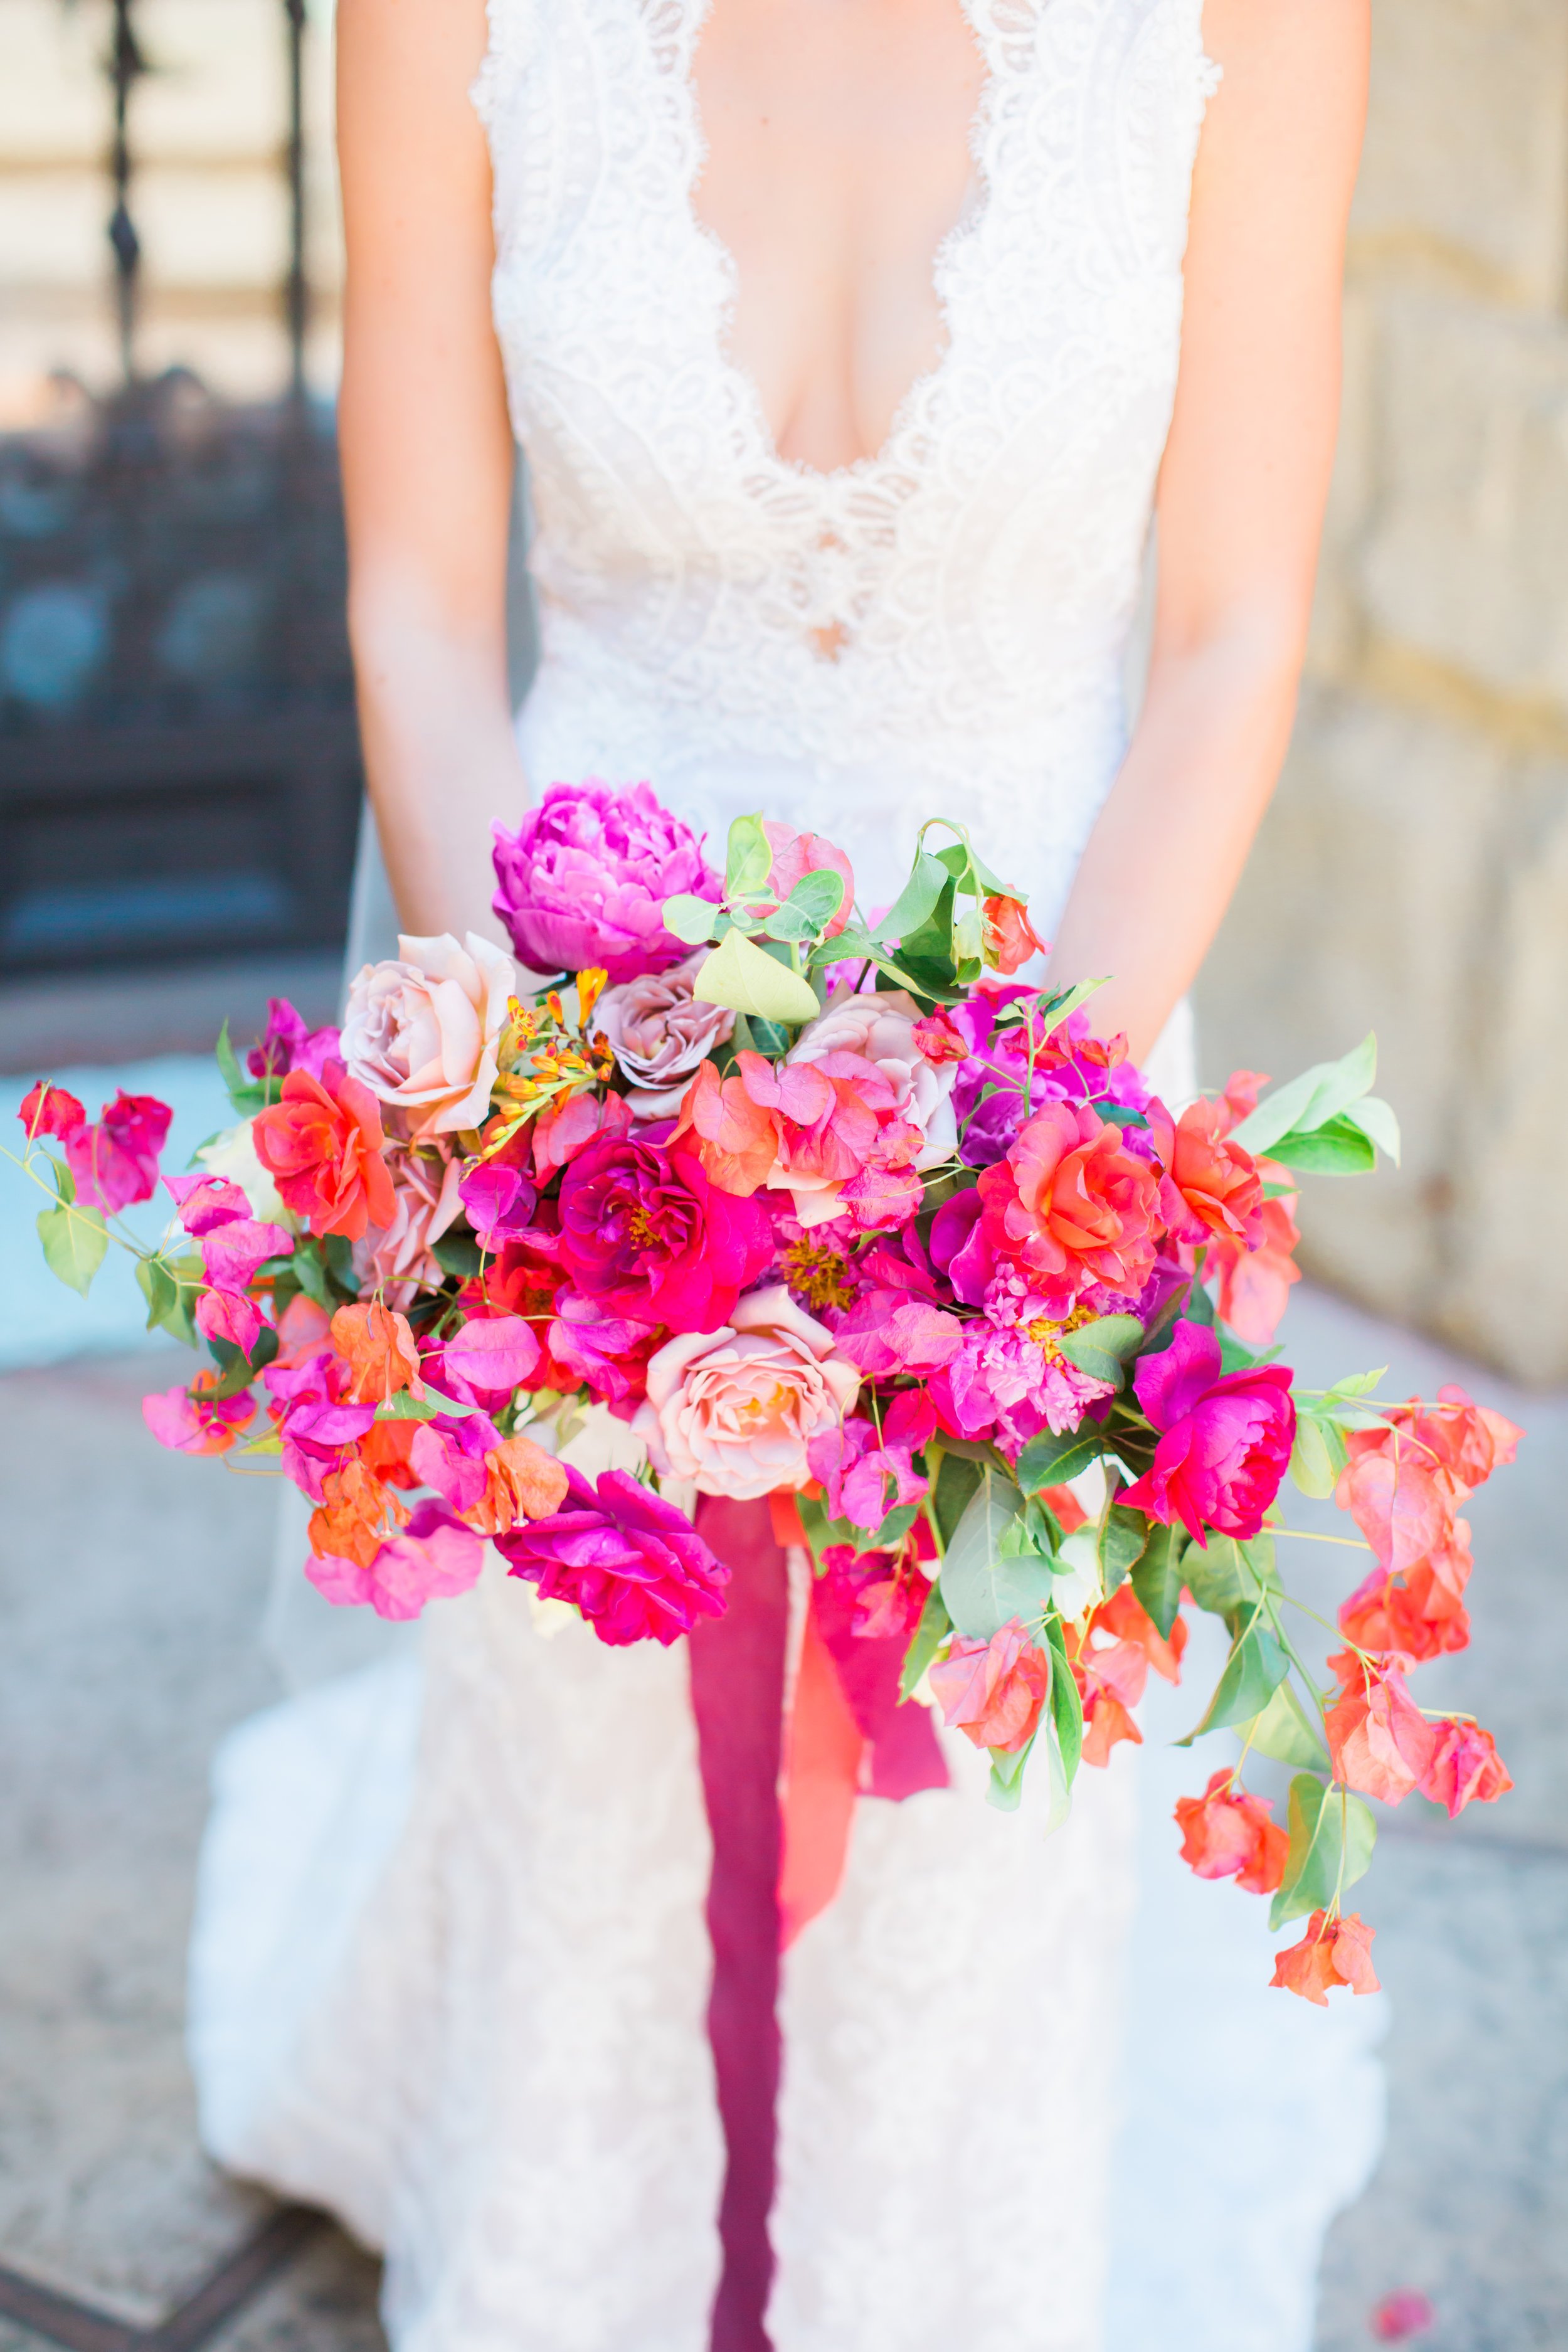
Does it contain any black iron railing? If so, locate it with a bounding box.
[0,0,361,977]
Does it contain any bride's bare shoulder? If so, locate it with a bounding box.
[337,0,493,156]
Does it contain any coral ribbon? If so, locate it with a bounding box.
[689,1493,948,2352]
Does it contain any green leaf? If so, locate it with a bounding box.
[1325,1368,1387,1403]
[135,1253,203,1346]
[874,852,950,945]
[432,1233,485,1281]
[1268,1117,1378,1177]
[376,1388,482,1421]
[1269,1774,1377,1930]
[1130,1520,1188,1638]
[1099,1503,1150,1592]
[290,1243,335,1311]
[662,892,723,945]
[1179,1618,1291,1744]
[939,1469,1056,1640]
[1184,1532,1275,1624]
[1056,1313,1144,1391]
[896,875,958,971]
[765,867,845,942]
[987,1729,1037,1813]
[724,812,773,901]
[1015,1426,1105,1493]
[1034,977,1109,1039]
[691,927,821,1025]
[1345,1093,1401,1163]
[1290,1409,1350,1500]
[931,1449,983,1545]
[1240,1679,1332,1772]
[215,1019,266,1116]
[37,1202,108,1296]
[1044,1613,1083,1783]
[43,1152,75,1206]
[1228,1035,1379,1158]
[899,1579,953,1701]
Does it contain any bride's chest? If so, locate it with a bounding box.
[478,0,1212,546]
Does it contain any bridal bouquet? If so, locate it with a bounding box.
[13,782,1520,2001]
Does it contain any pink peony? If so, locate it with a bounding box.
[497,1465,730,1646]
[342,932,516,1137]
[354,1139,466,1305]
[490,780,720,982]
[66,1090,173,1212]
[596,953,736,1117]
[307,1500,486,1620]
[635,1285,860,1499]
[756,822,856,940]
[556,1132,773,1332]
[1120,1319,1295,1545]
[929,1620,1051,1754]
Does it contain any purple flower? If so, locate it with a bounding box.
[557,1133,773,1332]
[307,1500,485,1620]
[248,996,342,1084]
[410,1411,503,1510]
[496,1465,730,1646]
[490,781,721,983]
[457,1161,539,1249]
[544,1292,660,1407]
[1120,1319,1295,1545]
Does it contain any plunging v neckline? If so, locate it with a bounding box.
[667,0,1002,491]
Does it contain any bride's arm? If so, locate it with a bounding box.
[1045,0,1370,1064]
[336,0,523,940]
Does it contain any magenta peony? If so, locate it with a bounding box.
[556,1133,773,1332]
[490,781,720,982]
[1120,1319,1295,1545]
[497,1465,730,1646]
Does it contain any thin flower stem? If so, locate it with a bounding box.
[1272,1526,1372,1551]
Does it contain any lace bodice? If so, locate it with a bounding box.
[474,0,1218,918]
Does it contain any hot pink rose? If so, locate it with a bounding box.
[556,1133,773,1332]
[596,953,736,1118]
[342,931,517,1137]
[1119,1319,1295,1545]
[635,1284,861,1499]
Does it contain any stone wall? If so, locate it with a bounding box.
[1195,0,1568,1385]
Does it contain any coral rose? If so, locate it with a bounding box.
[342,931,516,1137]
[635,1285,860,1500]
[596,953,736,1117]
[253,1062,396,1241]
[1271,1910,1380,2005]
[1119,1318,1295,1544]
[928,1619,1050,1754]
[497,1465,730,1646]
[977,1100,1160,1315]
[490,780,720,982]
[1159,1094,1265,1249]
[556,1131,773,1332]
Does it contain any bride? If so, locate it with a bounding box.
[188,3,1374,2348]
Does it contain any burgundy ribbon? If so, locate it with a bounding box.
[687,1498,950,2352]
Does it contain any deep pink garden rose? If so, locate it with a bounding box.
[308,1500,486,1621]
[1120,1319,1295,1545]
[556,1133,773,1332]
[66,1089,173,1212]
[497,1465,730,1646]
[490,781,720,983]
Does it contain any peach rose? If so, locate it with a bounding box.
[597,953,736,1118]
[342,931,516,1137]
[352,1140,465,1306]
[634,1285,860,1500]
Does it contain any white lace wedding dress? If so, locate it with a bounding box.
[187,3,1385,2346]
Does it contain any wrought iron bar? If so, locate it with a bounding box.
[283,0,309,401]
[106,0,146,383]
